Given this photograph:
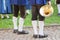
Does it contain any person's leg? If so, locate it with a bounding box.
[25,0,31,15]
[13,5,19,33]
[37,5,48,38]
[6,14,9,18]
[55,0,56,4]
[7,0,12,14]
[18,5,28,34]
[57,4,60,15]
[25,5,31,14]
[1,14,4,19]
[32,5,38,38]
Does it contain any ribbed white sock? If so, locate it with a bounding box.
[13,16,18,30]
[18,17,24,32]
[39,21,44,35]
[32,21,38,35]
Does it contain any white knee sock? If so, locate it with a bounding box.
[57,4,60,13]
[26,10,30,14]
[32,21,38,35]
[1,14,4,18]
[18,17,24,32]
[39,21,44,35]
[6,14,9,18]
[13,16,18,30]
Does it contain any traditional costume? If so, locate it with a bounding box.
[12,0,29,34]
[30,0,51,38]
[0,0,12,18]
[1,0,12,14]
[25,0,31,14]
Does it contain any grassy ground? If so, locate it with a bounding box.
[0,0,60,29]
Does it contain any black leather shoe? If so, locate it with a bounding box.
[39,34,48,38]
[17,30,29,34]
[13,29,18,33]
[33,35,38,38]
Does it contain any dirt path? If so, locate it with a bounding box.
[0,26,60,40]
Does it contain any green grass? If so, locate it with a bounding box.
[0,0,60,28]
[45,0,60,25]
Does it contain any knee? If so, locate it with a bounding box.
[20,15,25,18]
[39,17,45,21]
[32,17,37,20]
[14,14,18,17]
